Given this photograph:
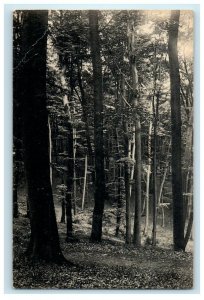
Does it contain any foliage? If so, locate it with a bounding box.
[13,214,193,289]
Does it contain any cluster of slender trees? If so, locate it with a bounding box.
[13,9,193,262]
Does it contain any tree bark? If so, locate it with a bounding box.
[128,16,142,247]
[168,10,185,251]
[143,107,152,236]
[121,76,132,244]
[89,10,106,242]
[20,10,65,262]
[82,154,88,210]
[152,91,159,246]
[133,118,141,247]
[158,141,171,206]
[60,178,66,223]
[66,121,74,239]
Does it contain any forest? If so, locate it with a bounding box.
[13,9,193,289]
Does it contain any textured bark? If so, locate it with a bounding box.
[66,122,74,239]
[128,16,142,247]
[81,154,88,210]
[133,118,141,247]
[60,178,66,223]
[152,92,159,246]
[13,142,20,218]
[124,158,131,244]
[115,163,122,237]
[184,211,193,249]
[89,10,106,242]
[13,12,23,219]
[143,111,152,236]
[77,60,95,185]
[158,141,171,206]
[121,75,132,244]
[168,10,185,251]
[20,10,65,262]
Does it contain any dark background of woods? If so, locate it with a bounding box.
[13,9,193,264]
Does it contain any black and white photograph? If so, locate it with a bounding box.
[12,8,194,289]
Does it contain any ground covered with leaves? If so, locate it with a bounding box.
[13,208,193,290]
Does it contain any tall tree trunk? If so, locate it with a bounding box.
[48,116,52,185]
[143,106,153,236]
[19,10,65,262]
[129,130,136,197]
[76,60,95,185]
[124,159,131,244]
[73,126,77,215]
[13,142,20,218]
[13,166,19,218]
[66,121,74,240]
[115,128,124,237]
[76,60,94,157]
[82,154,87,210]
[89,10,106,242]
[168,10,185,251]
[128,16,142,247]
[121,76,132,244]
[115,163,123,237]
[157,141,171,206]
[133,118,142,247]
[152,92,159,246]
[63,93,74,239]
[13,12,22,219]
[60,177,66,223]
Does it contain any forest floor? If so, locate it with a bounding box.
[13,198,194,290]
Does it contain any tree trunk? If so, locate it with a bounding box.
[66,121,74,239]
[20,10,65,262]
[48,116,52,185]
[121,75,132,244]
[60,178,66,223]
[13,165,19,218]
[13,12,22,219]
[82,154,88,210]
[158,141,171,206]
[73,126,77,215]
[143,108,152,236]
[128,16,142,247]
[13,142,20,218]
[115,128,124,237]
[168,10,185,251]
[133,118,141,247]
[129,129,136,197]
[152,92,159,246]
[89,10,106,242]
[115,163,123,237]
[60,199,66,224]
[124,159,131,244]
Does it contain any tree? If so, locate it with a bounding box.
[89,10,106,242]
[127,15,142,247]
[19,10,66,262]
[168,10,185,251]
[13,11,23,218]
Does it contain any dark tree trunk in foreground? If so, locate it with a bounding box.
[13,11,22,219]
[13,159,19,218]
[89,10,106,242]
[168,10,185,251]
[19,10,65,262]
